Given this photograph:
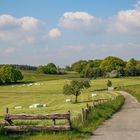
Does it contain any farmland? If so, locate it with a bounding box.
[0,71,140,139]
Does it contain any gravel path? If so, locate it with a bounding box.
[89,91,140,140]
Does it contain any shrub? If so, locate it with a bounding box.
[107,80,112,87]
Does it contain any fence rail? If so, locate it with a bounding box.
[2,108,71,132]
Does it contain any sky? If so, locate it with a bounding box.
[0,0,140,66]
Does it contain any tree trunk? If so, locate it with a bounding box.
[75,95,78,103]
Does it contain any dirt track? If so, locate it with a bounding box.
[90,91,140,140]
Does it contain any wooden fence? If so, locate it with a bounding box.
[80,98,116,122]
[2,108,71,132]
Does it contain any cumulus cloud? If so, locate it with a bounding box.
[59,4,140,35]
[59,11,101,31]
[107,2,140,33]
[0,15,40,31]
[0,14,47,46]
[48,28,61,38]
[19,16,40,31]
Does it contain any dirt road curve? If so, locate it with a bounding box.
[89,91,140,140]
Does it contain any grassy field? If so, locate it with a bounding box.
[0,79,119,117]
[0,95,124,140]
[123,84,140,102]
[20,70,80,82]
[0,71,140,140]
[0,76,140,115]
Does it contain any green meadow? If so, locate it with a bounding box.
[0,71,140,140]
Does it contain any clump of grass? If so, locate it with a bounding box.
[0,126,6,135]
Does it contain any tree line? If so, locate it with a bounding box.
[67,56,140,79]
[0,64,37,71]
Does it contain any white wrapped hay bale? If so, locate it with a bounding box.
[91,93,97,97]
[15,106,22,109]
[43,104,47,107]
[29,103,47,108]
[66,99,71,103]
[108,87,114,91]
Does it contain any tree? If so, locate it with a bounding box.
[126,58,137,69]
[87,60,102,68]
[65,65,72,71]
[136,63,140,75]
[45,63,57,74]
[127,67,138,76]
[0,65,23,84]
[12,69,23,82]
[37,65,46,73]
[100,56,125,72]
[63,80,90,103]
[81,67,103,79]
[37,63,57,74]
[107,80,112,87]
[71,60,88,73]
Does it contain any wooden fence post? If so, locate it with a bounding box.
[82,108,85,122]
[68,110,72,128]
[6,108,9,114]
[53,119,56,125]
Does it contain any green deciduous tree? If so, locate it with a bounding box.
[63,80,90,103]
[100,56,125,72]
[37,63,57,74]
[0,65,23,84]
[127,67,138,76]
[126,58,137,69]
[136,63,140,75]
[71,60,88,73]
[81,67,103,79]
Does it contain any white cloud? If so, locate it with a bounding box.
[0,15,16,29]
[19,16,40,31]
[0,15,40,31]
[107,2,140,33]
[59,11,101,30]
[48,28,61,38]
[59,4,140,35]
[0,14,46,46]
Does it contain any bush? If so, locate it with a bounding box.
[107,80,112,87]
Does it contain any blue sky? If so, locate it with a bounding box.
[0,0,140,66]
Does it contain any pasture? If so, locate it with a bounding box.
[0,76,140,117]
[0,72,140,140]
[0,79,118,118]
